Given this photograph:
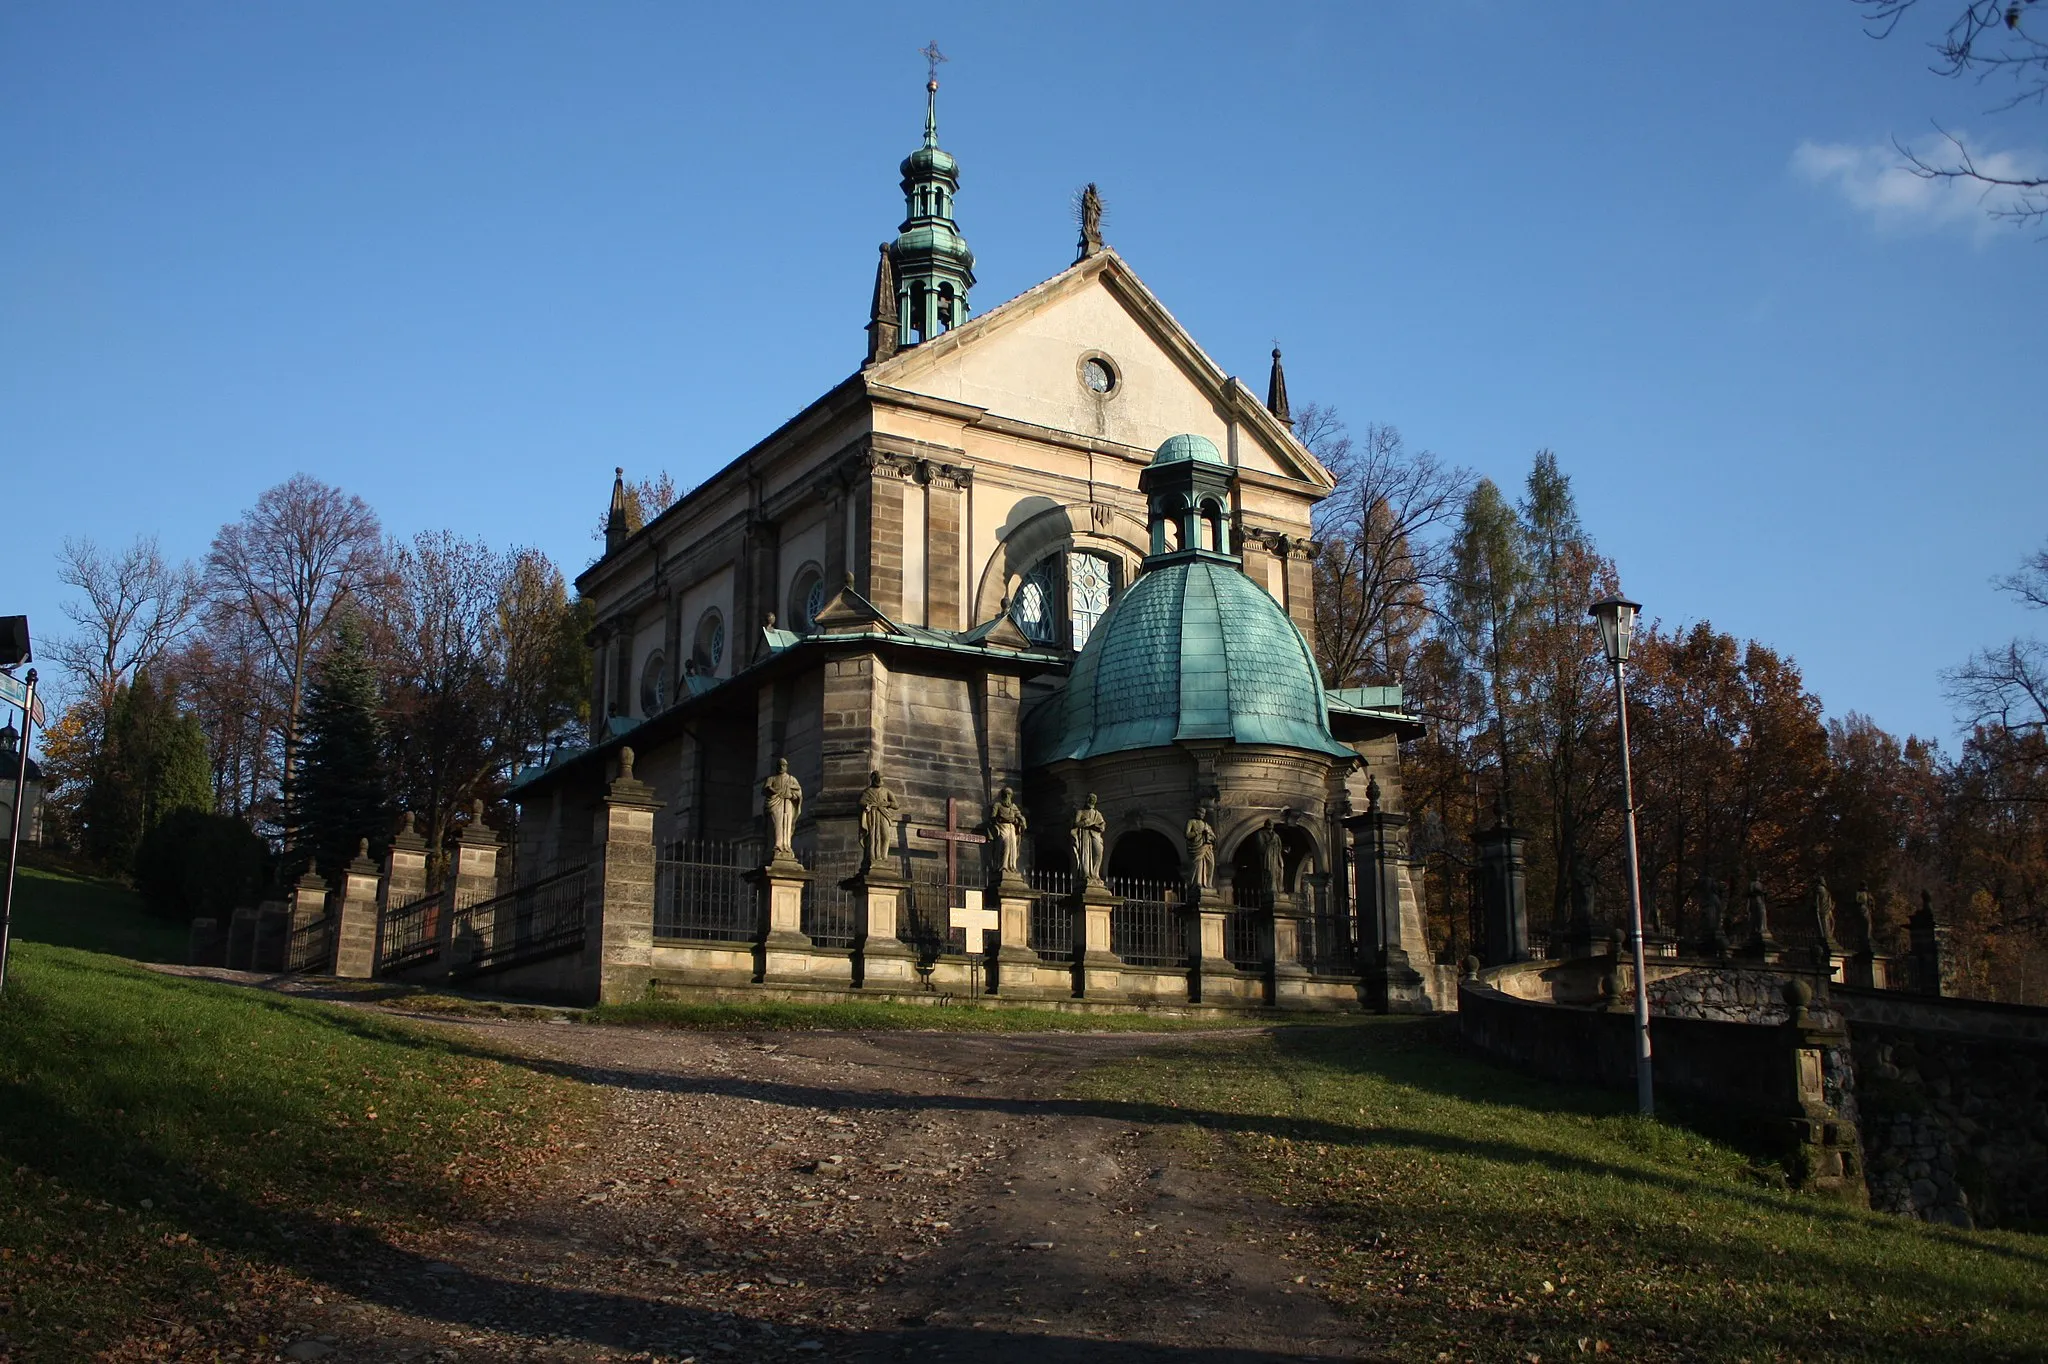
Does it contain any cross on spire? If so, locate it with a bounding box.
[921,40,948,87]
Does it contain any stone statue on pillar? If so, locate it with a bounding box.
[986,787,1027,882]
[859,770,898,875]
[1256,819,1286,902]
[1812,879,1838,951]
[1695,876,1730,956]
[763,758,803,864]
[1184,805,1217,894]
[1070,794,1106,887]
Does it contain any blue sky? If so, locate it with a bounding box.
[3,1,2043,749]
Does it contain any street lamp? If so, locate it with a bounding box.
[1589,595,1653,1117]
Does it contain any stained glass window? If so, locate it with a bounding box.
[1068,553,1112,651]
[1011,561,1056,644]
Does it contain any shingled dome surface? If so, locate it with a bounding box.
[1040,559,1354,763]
[1148,433,1227,468]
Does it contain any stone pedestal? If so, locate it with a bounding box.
[754,862,819,985]
[589,749,664,1005]
[187,917,225,967]
[333,849,382,979]
[1269,901,1311,1006]
[252,901,289,972]
[990,883,1050,998]
[1190,894,1241,1004]
[852,873,918,989]
[1075,884,1120,997]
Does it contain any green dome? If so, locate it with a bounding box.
[1036,559,1354,764]
[900,145,959,181]
[1150,433,1225,468]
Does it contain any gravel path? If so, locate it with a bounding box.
[168,976,1379,1363]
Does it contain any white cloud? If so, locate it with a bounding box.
[1791,133,2047,238]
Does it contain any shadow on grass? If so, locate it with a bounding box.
[5,958,2042,1362]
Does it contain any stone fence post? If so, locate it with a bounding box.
[286,870,329,972]
[1347,790,1427,1011]
[990,872,1043,998]
[851,866,917,990]
[378,813,429,971]
[1475,813,1529,966]
[333,842,381,979]
[1075,881,1119,997]
[442,803,501,974]
[589,747,663,1004]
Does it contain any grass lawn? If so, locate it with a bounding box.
[6,860,187,963]
[588,995,1353,1033]
[0,943,589,1360]
[1070,1020,2048,1363]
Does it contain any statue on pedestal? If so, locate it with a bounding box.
[763,758,803,862]
[1070,794,1106,886]
[1256,819,1286,900]
[987,787,1027,880]
[1813,880,1838,950]
[859,770,898,874]
[1184,805,1217,893]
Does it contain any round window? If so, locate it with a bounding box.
[694,611,725,673]
[639,650,668,715]
[1082,357,1116,394]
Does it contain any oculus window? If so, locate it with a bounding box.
[693,610,725,674]
[639,650,668,715]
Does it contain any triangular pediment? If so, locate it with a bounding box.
[865,251,1331,490]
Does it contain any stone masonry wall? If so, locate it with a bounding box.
[1852,1024,2048,1230]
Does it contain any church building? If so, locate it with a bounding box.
[500,71,1438,1012]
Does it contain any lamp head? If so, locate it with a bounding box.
[1588,596,1641,665]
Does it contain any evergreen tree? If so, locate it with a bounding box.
[293,614,387,883]
[74,671,212,869]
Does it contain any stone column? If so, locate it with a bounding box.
[852,870,917,989]
[286,870,330,973]
[1474,815,1529,967]
[333,842,381,979]
[589,747,664,1004]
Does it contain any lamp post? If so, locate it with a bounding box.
[1589,596,1652,1117]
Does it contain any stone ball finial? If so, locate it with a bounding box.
[358,837,370,859]
[1461,955,1481,980]
[399,811,415,834]
[619,746,636,781]
[1782,977,1814,1023]
[1366,775,1382,812]
[472,797,485,820]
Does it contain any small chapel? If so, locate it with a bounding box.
[459,69,1440,1012]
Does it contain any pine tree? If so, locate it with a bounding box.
[293,614,387,883]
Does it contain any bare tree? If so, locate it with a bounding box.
[1858,0,2048,228]
[1303,405,1474,687]
[1946,540,2048,733]
[53,536,200,710]
[204,476,385,847]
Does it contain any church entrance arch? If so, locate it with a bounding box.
[1106,828,1181,886]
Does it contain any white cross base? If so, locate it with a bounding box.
[949,888,998,938]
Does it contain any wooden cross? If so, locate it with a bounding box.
[915,797,986,890]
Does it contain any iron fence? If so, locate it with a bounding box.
[285,915,333,974]
[448,865,589,977]
[901,877,954,965]
[654,837,762,942]
[1109,878,1186,968]
[379,890,441,972]
[1224,903,1265,970]
[802,871,862,948]
[1026,868,1074,962]
[1302,908,1356,975]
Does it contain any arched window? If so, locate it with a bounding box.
[639,649,668,716]
[1009,550,1119,651]
[693,609,725,674]
[787,564,825,633]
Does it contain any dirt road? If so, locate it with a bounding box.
[188,988,1381,1363]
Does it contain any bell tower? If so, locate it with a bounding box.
[889,45,976,346]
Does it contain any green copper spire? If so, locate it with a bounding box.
[889,46,974,346]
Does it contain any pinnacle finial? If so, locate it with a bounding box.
[1266,345,1292,427]
[920,41,947,147]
